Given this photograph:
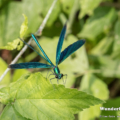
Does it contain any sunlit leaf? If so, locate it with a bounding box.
[12,69,29,82]
[79,104,102,120]
[113,19,120,52]
[0,73,30,104]
[0,38,21,50]
[80,73,109,99]
[0,103,4,116]
[0,0,60,47]
[0,58,10,88]
[78,7,117,40]
[0,104,28,120]
[111,20,120,60]
[79,73,109,120]
[0,14,28,50]
[89,55,120,78]
[0,73,104,120]
[90,36,114,55]
[79,0,102,18]
[60,0,74,14]
[20,14,28,38]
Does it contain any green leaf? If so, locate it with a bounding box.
[113,19,120,52]
[111,20,120,60]
[89,55,120,78]
[0,38,22,50]
[12,69,29,82]
[79,104,102,120]
[0,57,10,88]
[79,74,109,120]
[20,14,28,38]
[78,7,117,40]
[90,36,114,55]
[79,0,102,18]
[80,73,109,100]
[0,103,4,115]
[111,18,120,59]
[0,73,104,120]
[0,73,30,104]
[0,14,28,50]
[60,0,74,15]
[0,104,29,120]
[0,0,60,48]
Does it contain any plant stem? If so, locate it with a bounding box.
[0,0,58,82]
[66,0,79,36]
[59,0,79,36]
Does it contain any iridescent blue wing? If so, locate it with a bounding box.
[31,34,54,66]
[56,24,66,66]
[58,40,85,65]
[19,38,48,62]
[9,62,53,69]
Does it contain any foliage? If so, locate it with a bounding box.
[79,0,103,18]
[0,58,10,88]
[78,73,109,120]
[0,73,104,120]
[0,57,11,114]
[0,0,120,120]
[0,14,28,50]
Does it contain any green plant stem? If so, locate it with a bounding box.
[59,0,79,36]
[67,0,79,35]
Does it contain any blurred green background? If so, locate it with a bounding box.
[0,0,120,120]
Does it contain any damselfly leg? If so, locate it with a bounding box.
[63,74,67,85]
[50,77,57,89]
[46,69,54,79]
